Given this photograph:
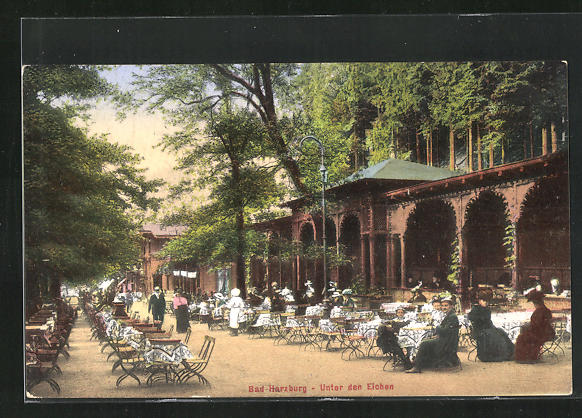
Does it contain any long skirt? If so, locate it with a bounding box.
[175,305,190,333]
[514,331,544,362]
[476,327,514,362]
[229,308,241,329]
[414,338,460,371]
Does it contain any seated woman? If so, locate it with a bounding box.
[467,289,514,362]
[270,291,285,313]
[514,289,555,363]
[406,296,461,373]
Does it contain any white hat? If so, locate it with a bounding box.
[231,288,240,297]
[154,286,160,291]
[214,292,224,299]
[342,289,352,295]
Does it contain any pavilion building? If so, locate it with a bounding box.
[251,151,570,307]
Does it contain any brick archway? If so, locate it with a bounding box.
[338,213,361,290]
[404,199,457,287]
[463,190,511,287]
[516,175,570,291]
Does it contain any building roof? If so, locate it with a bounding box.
[343,158,460,183]
[140,224,187,238]
[383,151,567,202]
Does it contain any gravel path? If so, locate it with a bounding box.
[27,301,572,399]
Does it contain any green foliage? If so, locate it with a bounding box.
[157,108,284,274]
[24,65,162,286]
[447,237,461,286]
[503,222,517,270]
[349,273,366,295]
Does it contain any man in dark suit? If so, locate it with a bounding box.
[406,295,461,373]
[148,286,166,325]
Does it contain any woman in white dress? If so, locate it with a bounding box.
[227,288,244,336]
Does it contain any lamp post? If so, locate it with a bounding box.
[299,136,328,300]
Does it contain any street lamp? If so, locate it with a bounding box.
[299,135,328,300]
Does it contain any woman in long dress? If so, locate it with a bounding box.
[468,290,514,362]
[514,289,555,363]
[227,288,244,336]
[173,290,190,333]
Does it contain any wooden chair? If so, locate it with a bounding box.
[175,336,216,386]
[540,317,569,363]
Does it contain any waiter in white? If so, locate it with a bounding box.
[227,288,245,336]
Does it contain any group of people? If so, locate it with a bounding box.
[146,286,191,334]
[143,275,559,371]
[377,287,557,373]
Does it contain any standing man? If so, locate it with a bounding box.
[148,286,165,326]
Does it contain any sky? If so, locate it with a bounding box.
[84,66,182,195]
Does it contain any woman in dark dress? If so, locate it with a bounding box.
[514,289,555,363]
[406,296,461,373]
[172,290,190,333]
[467,290,514,362]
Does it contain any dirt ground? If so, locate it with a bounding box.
[27,300,572,399]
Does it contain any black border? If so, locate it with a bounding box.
[3,10,581,418]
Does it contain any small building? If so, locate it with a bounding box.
[139,224,187,293]
[138,223,235,296]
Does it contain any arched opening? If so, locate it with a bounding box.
[517,175,570,291]
[299,222,316,294]
[463,191,510,287]
[404,200,456,286]
[338,214,361,290]
[267,232,280,289]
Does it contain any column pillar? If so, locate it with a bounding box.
[360,235,367,282]
[400,235,406,288]
[386,234,392,289]
[296,255,301,291]
[512,224,519,289]
[369,234,377,288]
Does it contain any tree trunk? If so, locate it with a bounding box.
[425,131,430,166]
[468,122,473,172]
[212,63,309,196]
[477,124,482,170]
[529,122,534,157]
[392,127,397,158]
[541,126,548,156]
[415,130,421,163]
[396,127,400,158]
[429,128,433,166]
[50,275,61,299]
[232,161,247,298]
[449,124,455,171]
[435,127,439,166]
[523,125,528,159]
[489,140,494,168]
[551,121,558,153]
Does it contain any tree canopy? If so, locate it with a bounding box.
[24,65,163,298]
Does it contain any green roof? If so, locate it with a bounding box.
[343,158,461,183]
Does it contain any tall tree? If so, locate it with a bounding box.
[158,108,284,297]
[23,65,162,302]
[121,64,310,196]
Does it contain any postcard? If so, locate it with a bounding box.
[21,16,573,400]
